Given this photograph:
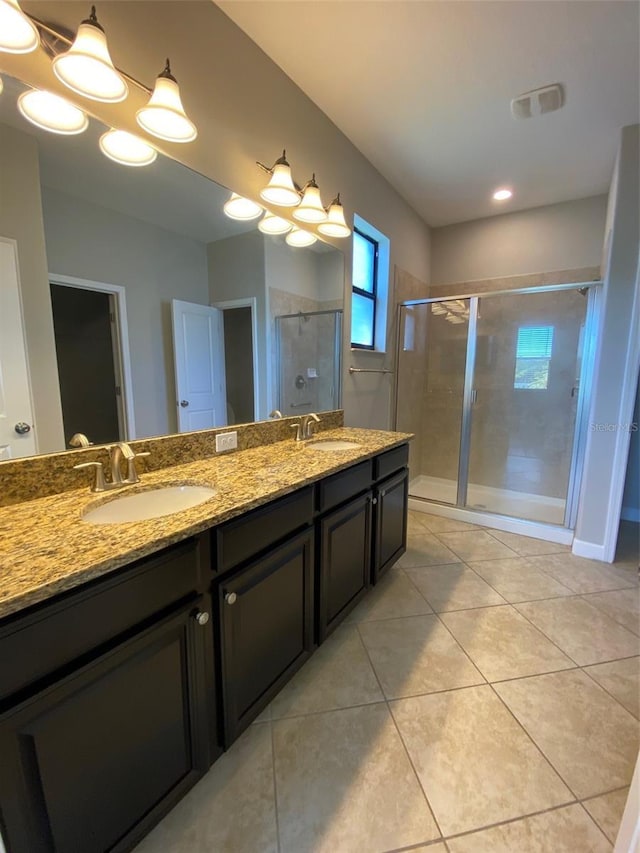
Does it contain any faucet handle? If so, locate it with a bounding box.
[124,450,150,485]
[73,461,106,492]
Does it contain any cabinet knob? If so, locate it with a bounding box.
[194,610,210,626]
[372,497,378,505]
[224,592,237,606]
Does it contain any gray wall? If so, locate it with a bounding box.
[430,196,608,285]
[622,379,640,521]
[42,187,209,438]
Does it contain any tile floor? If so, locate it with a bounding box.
[135,515,640,853]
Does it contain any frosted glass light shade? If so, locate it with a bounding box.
[260,153,300,207]
[99,129,157,166]
[293,177,326,223]
[286,227,317,248]
[0,0,39,54]
[318,195,350,238]
[258,211,292,235]
[136,62,197,143]
[18,89,89,135]
[223,193,262,221]
[53,11,128,103]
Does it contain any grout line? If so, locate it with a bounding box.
[579,662,640,720]
[383,838,448,853]
[268,719,282,853]
[577,801,619,846]
[580,783,632,803]
[577,592,640,636]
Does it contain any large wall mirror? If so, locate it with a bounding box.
[0,73,344,460]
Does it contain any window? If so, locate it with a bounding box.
[514,325,554,389]
[351,228,378,349]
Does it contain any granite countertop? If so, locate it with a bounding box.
[0,428,411,620]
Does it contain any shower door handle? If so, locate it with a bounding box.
[470,389,478,404]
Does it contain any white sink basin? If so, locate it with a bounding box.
[82,485,217,524]
[306,440,362,451]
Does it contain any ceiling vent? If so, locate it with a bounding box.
[511,84,564,120]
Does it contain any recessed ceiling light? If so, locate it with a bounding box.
[493,188,513,201]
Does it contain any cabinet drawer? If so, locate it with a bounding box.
[374,444,409,482]
[0,538,203,705]
[317,460,373,513]
[214,486,314,574]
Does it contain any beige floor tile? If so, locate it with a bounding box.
[270,625,383,719]
[436,531,518,562]
[447,804,611,853]
[358,614,484,699]
[441,605,574,681]
[515,597,639,666]
[584,657,640,718]
[404,563,506,612]
[408,510,433,535]
[390,685,572,837]
[134,724,277,853]
[583,588,640,635]
[583,787,630,844]
[487,529,570,556]
[397,533,460,568]
[495,670,640,799]
[415,513,482,534]
[527,553,638,594]
[469,557,574,602]
[344,569,433,623]
[273,703,440,853]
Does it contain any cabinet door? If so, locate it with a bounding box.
[219,529,314,745]
[318,492,372,642]
[0,598,214,853]
[373,469,408,583]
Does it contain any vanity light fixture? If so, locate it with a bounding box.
[136,59,197,143]
[493,187,513,201]
[223,193,263,221]
[52,6,128,103]
[259,150,301,207]
[286,226,317,248]
[293,175,327,224]
[18,89,89,135]
[99,129,157,166]
[318,194,351,238]
[0,0,39,54]
[258,211,292,235]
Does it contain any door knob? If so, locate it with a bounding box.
[224,592,237,605]
[180,400,189,408]
[194,610,209,626]
[14,422,31,435]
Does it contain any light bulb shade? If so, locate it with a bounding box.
[293,178,326,223]
[53,14,128,103]
[258,211,292,235]
[260,162,300,207]
[0,0,39,54]
[99,129,157,166]
[136,64,197,143]
[318,196,351,238]
[223,193,263,221]
[286,227,317,248]
[18,89,89,135]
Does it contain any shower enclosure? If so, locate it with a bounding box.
[275,310,342,415]
[396,286,597,527]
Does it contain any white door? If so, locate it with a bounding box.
[0,238,37,458]
[171,299,227,432]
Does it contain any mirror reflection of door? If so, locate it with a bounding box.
[50,282,125,447]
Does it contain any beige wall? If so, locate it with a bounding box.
[431,195,608,285]
[0,124,64,452]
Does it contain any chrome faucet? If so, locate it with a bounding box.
[290,413,321,442]
[73,442,150,492]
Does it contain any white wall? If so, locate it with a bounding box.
[42,187,209,438]
[431,195,607,284]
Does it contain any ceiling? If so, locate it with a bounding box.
[218,0,640,227]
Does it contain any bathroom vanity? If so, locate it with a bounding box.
[0,429,409,853]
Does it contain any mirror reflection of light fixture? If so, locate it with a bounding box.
[136,59,197,143]
[258,211,292,235]
[293,175,327,224]
[0,0,39,54]
[223,193,263,221]
[53,5,128,103]
[318,194,350,238]
[286,226,317,248]
[17,89,89,135]
[259,150,300,207]
[99,129,157,167]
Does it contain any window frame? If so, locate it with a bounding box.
[350,227,379,351]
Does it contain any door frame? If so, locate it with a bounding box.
[49,273,136,441]
[211,297,259,423]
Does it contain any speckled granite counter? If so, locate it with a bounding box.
[0,428,411,620]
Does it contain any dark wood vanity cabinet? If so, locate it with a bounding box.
[373,468,409,583]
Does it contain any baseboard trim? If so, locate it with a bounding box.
[572,538,608,562]
[621,506,640,523]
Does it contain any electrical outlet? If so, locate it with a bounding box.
[215,431,237,452]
